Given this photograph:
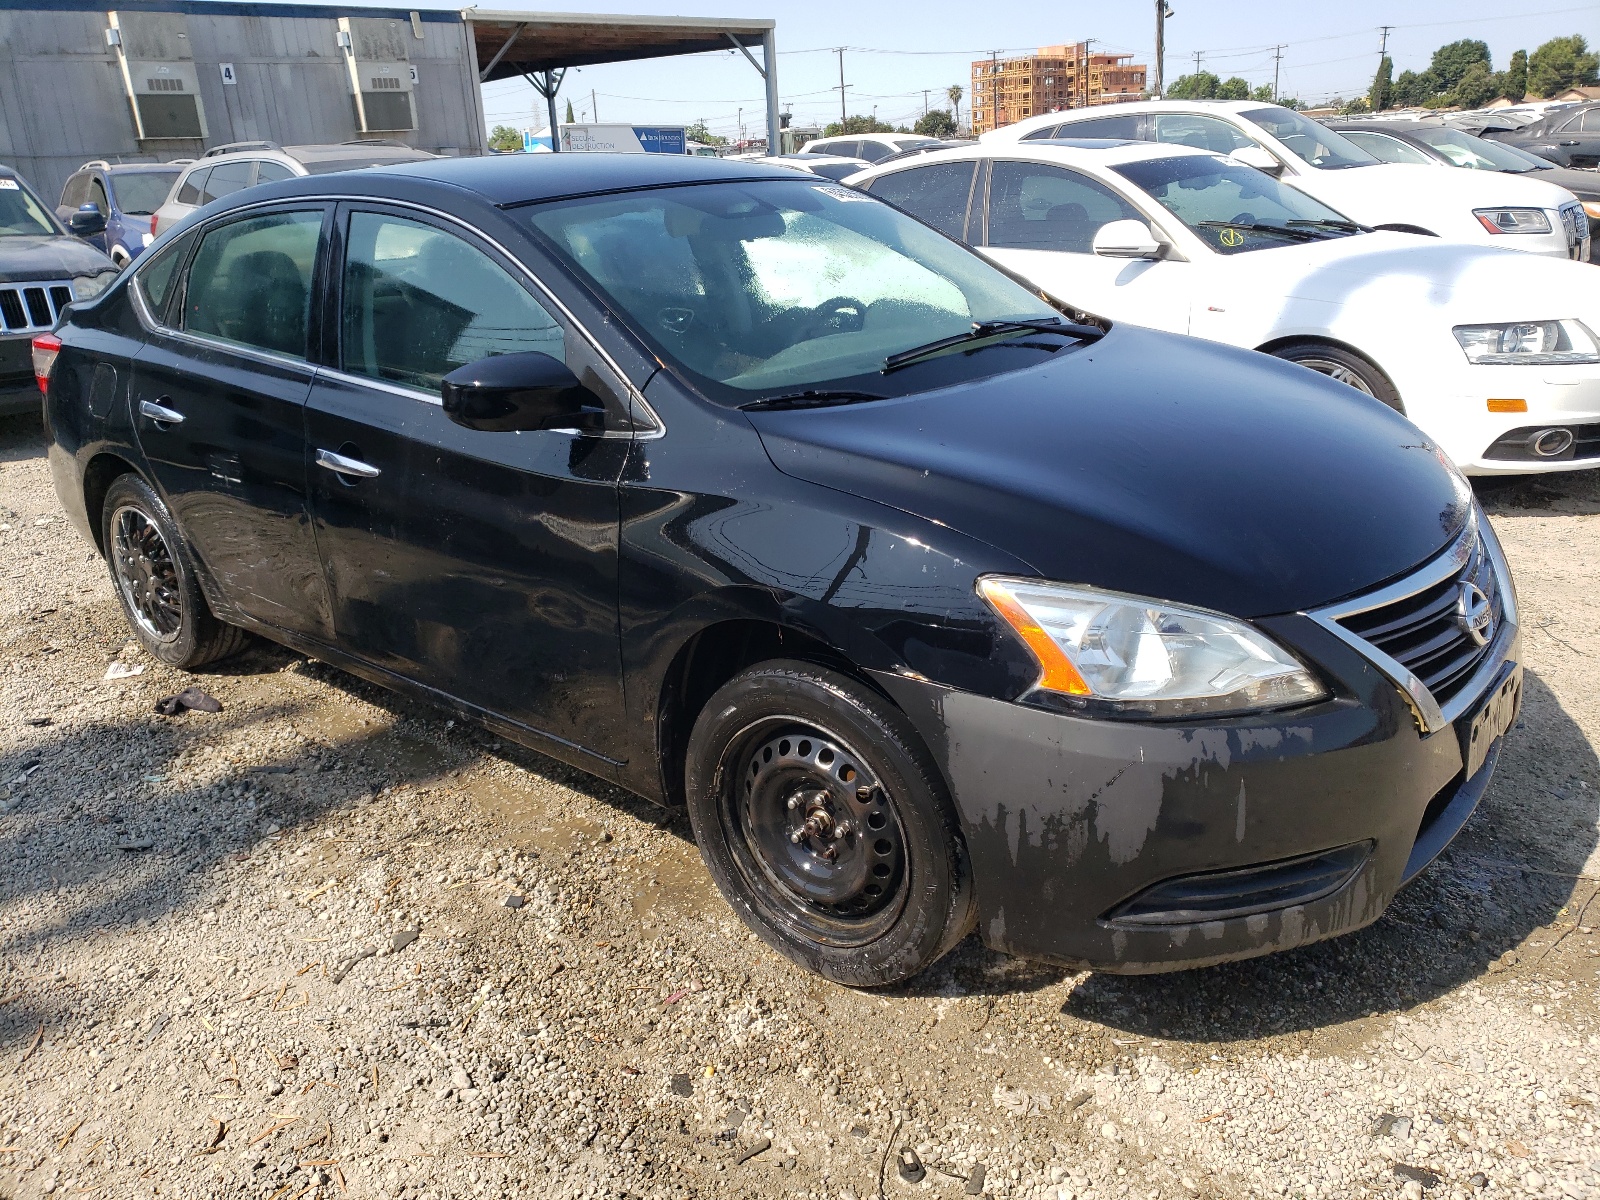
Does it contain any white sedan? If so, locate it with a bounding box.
[848,140,1600,475]
[980,101,1590,262]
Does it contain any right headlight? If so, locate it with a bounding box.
[978,577,1328,719]
[1452,319,1600,365]
[1473,207,1552,235]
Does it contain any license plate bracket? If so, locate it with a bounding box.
[1461,661,1521,781]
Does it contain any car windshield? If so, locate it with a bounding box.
[1240,106,1377,169]
[108,170,179,215]
[522,179,1064,401]
[1410,126,1546,173]
[1114,155,1362,254]
[0,177,59,237]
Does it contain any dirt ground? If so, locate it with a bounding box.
[1,410,1597,1200]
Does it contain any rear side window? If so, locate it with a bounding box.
[176,167,209,206]
[256,160,295,183]
[1035,113,1142,140]
[182,210,322,359]
[867,161,977,240]
[1149,114,1254,154]
[201,161,254,204]
[1581,109,1600,132]
[986,161,1143,253]
[340,211,565,393]
[854,141,891,162]
[1339,130,1434,165]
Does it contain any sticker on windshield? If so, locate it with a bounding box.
[813,184,873,202]
[0,179,18,190]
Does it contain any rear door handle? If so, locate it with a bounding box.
[139,399,184,425]
[315,448,381,479]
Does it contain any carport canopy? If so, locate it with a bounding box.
[465,10,780,153]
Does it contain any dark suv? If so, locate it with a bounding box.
[38,155,1521,986]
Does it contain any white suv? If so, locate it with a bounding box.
[800,133,943,164]
[151,140,437,237]
[983,100,1590,261]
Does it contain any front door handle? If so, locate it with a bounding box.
[139,399,184,426]
[315,448,381,479]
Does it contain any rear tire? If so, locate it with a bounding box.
[685,660,973,987]
[1268,340,1404,413]
[101,473,250,670]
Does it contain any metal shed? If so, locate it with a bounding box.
[0,0,487,201]
[464,10,780,155]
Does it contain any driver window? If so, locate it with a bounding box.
[60,175,89,209]
[854,141,890,162]
[1581,109,1600,132]
[1150,114,1255,154]
[88,178,110,214]
[865,161,977,239]
[985,161,1143,253]
[341,211,566,394]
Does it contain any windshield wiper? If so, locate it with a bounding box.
[881,318,1104,374]
[1197,220,1323,242]
[739,389,889,412]
[1286,217,1373,233]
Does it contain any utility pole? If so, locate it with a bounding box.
[836,47,847,125]
[922,89,929,117]
[1153,0,1168,97]
[1271,45,1284,101]
[591,88,598,123]
[1192,49,1203,77]
[1378,24,1393,59]
[1081,39,1096,107]
[990,49,998,133]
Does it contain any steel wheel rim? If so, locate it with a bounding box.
[1295,356,1376,397]
[111,504,183,643]
[718,716,909,946]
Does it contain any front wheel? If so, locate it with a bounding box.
[1268,340,1404,412]
[685,660,973,987]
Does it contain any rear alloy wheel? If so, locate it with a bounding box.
[101,474,249,669]
[1268,341,1403,412]
[685,660,973,987]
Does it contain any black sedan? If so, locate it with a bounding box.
[1462,102,1600,171]
[38,154,1522,986]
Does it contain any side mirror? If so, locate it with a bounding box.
[1229,145,1285,176]
[68,204,107,237]
[1092,219,1164,260]
[440,352,606,434]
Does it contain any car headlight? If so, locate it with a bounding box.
[1473,207,1552,235]
[978,577,1328,719]
[1453,319,1600,365]
[71,269,120,301]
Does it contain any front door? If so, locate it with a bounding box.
[304,205,631,763]
[129,205,334,639]
[977,160,1192,334]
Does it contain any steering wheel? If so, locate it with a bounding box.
[796,296,867,340]
[1230,211,1258,225]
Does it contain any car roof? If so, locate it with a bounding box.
[281,144,437,166]
[861,138,1215,171]
[354,152,811,206]
[988,99,1275,139]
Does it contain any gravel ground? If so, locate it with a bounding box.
[1,410,1598,1200]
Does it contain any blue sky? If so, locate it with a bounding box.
[465,0,1596,138]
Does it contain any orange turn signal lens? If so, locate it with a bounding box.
[1487,398,1528,413]
[977,577,1092,696]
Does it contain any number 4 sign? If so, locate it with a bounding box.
[219,62,237,85]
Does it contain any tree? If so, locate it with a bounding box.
[1251,83,1275,102]
[1527,35,1599,98]
[947,84,964,131]
[1370,55,1393,112]
[1493,49,1528,103]
[1216,76,1251,100]
[488,124,522,152]
[1451,60,1498,109]
[914,109,957,138]
[565,98,576,124]
[685,120,727,147]
[822,114,895,137]
[1391,68,1436,108]
[1166,71,1221,99]
[1340,95,1371,115]
[1428,39,1491,95]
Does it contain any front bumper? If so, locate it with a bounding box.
[870,610,1519,973]
[1398,360,1600,476]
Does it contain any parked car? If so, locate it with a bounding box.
[56,161,185,266]
[752,152,874,182]
[1,164,117,416]
[1465,102,1600,170]
[1329,119,1600,226]
[41,154,1520,986]
[151,140,438,236]
[799,132,944,163]
[851,140,1600,475]
[982,101,1590,261]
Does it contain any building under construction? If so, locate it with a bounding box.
[970,43,1146,136]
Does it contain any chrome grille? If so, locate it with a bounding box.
[1559,202,1590,260]
[0,279,74,334]
[1334,533,1501,711]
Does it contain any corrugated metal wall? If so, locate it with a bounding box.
[0,4,485,203]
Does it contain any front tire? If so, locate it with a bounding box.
[685,660,973,987]
[1268,340,1404,412]
[101,474,249,670]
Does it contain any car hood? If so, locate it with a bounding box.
[1519,165,1600,201]
[1286,162,1578,232]
[1189,229,1600,323]
[0,234,116,282]
[750,326,1471,620]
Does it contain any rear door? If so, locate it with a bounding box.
[129,203,334,639]
[304,203,632,761]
